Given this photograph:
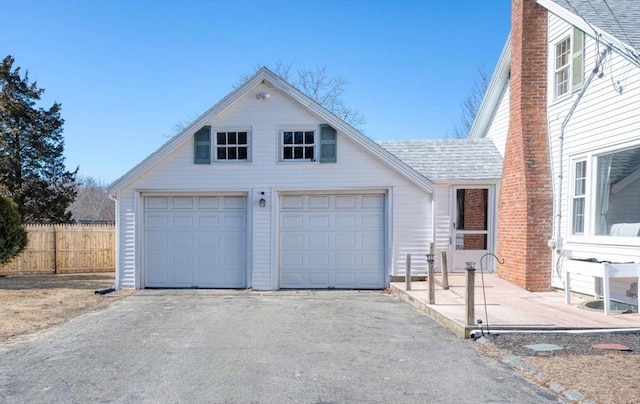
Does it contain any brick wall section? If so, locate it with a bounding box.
[497,0,553,291]
[463,189,487,250]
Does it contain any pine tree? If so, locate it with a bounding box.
[0,195,28,265]
[0,55,77,223]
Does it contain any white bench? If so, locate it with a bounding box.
[565,261,640,315]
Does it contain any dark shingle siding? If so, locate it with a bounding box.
[378,139,503,182]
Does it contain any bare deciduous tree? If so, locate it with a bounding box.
[238,62,366,130]
[448,65,490,139]
[68,176,115,223]
[164,113,202,139]
[168,63,365,137]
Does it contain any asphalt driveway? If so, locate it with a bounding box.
[0,290,557,403]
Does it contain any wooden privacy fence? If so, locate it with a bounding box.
[1,224,115,275]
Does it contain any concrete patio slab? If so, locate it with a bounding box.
[391,274,640,338]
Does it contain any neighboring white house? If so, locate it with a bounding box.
[470,0,640,303]
[108,68,435,290]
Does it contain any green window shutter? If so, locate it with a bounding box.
[571,28,585,92]
[319,124,337,163]
[194,126,211,164]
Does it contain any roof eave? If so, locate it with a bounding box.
[432,178,501,185]
[108,70,269,195]
[109,67,434,196]
[468,36,511,139]
[538,0,640,68]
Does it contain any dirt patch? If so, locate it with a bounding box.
[476,332,640,403]
[0,273,135,343]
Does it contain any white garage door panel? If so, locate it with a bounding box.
[279,194,385,289]
[144,196,246,288]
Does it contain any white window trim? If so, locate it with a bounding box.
[569,158,588,236]
[277,125,318,163]
[550,28,585,102]
[566,141,640,247]
[212,127,252,163]
[554,35,571,99]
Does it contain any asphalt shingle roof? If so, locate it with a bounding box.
[378,139,503,183]
[551,0,640,50]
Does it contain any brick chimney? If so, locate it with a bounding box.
[497,0,553,291]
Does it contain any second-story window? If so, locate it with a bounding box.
[554,28,585,99]
[216,130,249,161]
[282,130,315,161]
[555,36,571,97]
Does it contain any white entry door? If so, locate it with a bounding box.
[279,194,385,289]
[452,188,492,272]
[143,196,247,288]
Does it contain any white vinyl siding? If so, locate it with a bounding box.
[115,190,137,288]
[484,85,510,157]
[114,83,432,289]
[547,14,640,299]
[434,184,452,273]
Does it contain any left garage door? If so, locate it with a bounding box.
[143,196,247,288]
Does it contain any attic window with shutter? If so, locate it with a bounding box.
[281,129,315,161]
[194,126,211,164]
[279,125,338,163]
[215,130,250,161]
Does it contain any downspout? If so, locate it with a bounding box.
[552,47,611,256]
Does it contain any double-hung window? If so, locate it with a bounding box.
[554,28,585,99]
[555,36,571,97]
[572,160,587,235]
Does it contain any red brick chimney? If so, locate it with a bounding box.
[497,0,553,291]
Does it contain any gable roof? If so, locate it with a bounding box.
[378,139,503,183]
[539,0,640,66]
[108,67,434,194]
[546,0,640,50]
[468,36,510,140]
[470,0,640,140]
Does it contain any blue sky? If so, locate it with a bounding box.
[0,0,511,183]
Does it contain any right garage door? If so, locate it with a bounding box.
[279,194,385,289]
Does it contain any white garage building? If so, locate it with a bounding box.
[109,68,434,290]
